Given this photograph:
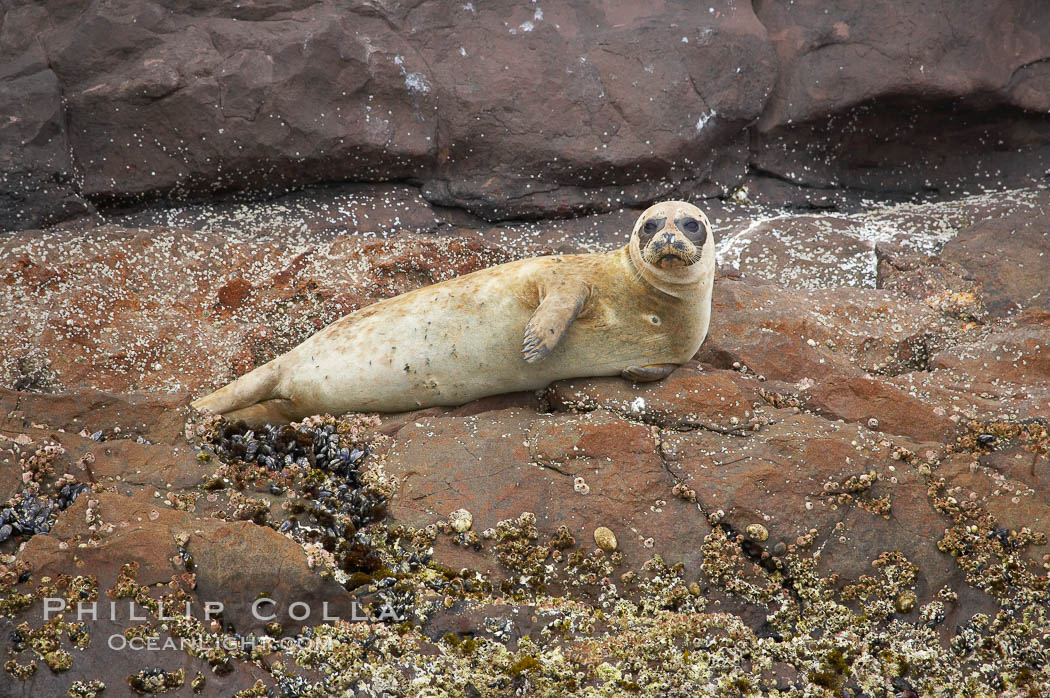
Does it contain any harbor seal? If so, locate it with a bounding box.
[191,200,716,422]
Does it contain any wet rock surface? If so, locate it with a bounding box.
[939,204,1050,318]
[4,1,1050,229]
[1,188,1049,694]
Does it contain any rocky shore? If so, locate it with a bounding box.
[1,182,1048,695]
[5,1,1050,231]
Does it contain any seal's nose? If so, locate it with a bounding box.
[661,232,675,245]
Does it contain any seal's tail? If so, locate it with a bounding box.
[191,361,281,417]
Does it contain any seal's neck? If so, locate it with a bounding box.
[625,238,710,299]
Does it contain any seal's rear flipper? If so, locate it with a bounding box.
[222,398,300,425]
[621,363,678,383]
[191,361,281,417]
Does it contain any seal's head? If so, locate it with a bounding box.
[632,201,712,269]
[629,201,715,295]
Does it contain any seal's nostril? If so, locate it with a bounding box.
[661,232,675,244]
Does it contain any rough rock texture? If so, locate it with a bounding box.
[801,375,957,443]
[2,184,1050,693]
[3,2,1050,690]
[745,0,1050,206]
[0,213,515,395]
[939,202,1050,317]
[384,406,716,578]
[3,1,1050,229]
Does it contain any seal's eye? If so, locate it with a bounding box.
[679,218,699,234]
[643,218,662,235]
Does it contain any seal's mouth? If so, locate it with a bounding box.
[642,242,696,268]
[656,253,689,268]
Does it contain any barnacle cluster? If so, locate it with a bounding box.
[2,401,1049,695]
[126,667,185,693]
[67,679,106,697]
[0,439,91,543]
[954,418,1049,460]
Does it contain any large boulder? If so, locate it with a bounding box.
[746,0,1050,205]
[0,66,90,229]
[4,1,1050,229]
[939,195,1050,318]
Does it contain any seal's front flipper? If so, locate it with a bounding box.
[621,363,678,382]
[522,280,589,363]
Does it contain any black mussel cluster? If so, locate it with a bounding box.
[977,433,998,447]
[282,482,386,538]
[9,628,25,651]
[987,527,1017,549]
[212,420,388,577]
[212,421,368,478]
[0,483,90,543]
[370,574,415,622]
[177,543,195,572]
[310,425,367,480]
[214,421,313,471]
[281,513,387,581]
[58,482,91,508]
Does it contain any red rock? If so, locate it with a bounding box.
[385,407,712,574]
[698,277,951,381]
[876,242,988,323]
[0,388,190,445]
[939,448,1050,564]
[63,434,205,491]
[15,492,278,693]
[216,277,253,309]
[0,225,513,395]
[720,215,875,288]
[662,409,966,608]
[939,194,1050,318]
[27,491,356,633]
[931,318,1050,385]
[549,366,754,428]
[802,375,957,443]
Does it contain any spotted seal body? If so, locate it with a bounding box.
[192,201,716,422]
